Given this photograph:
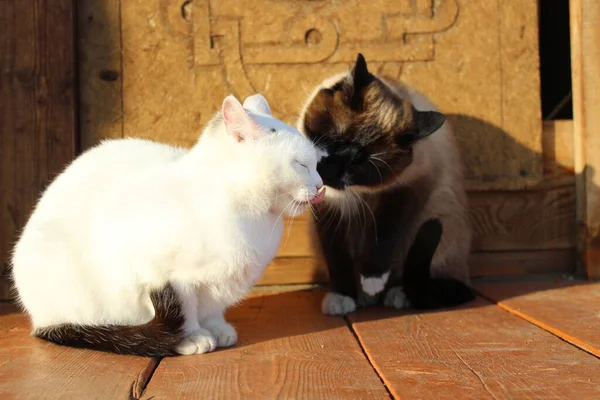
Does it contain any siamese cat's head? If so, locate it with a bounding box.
[298,53,445,194]
[220,94,324,217]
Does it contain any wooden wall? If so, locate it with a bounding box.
[571,0,600,279]
[0,0,78,299]
[0,1,581,299]
[76,0,575,284]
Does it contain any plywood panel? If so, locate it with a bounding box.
[349,298,600,399]
[259,249,574,285]
[142,292,389,399]
[0,0,77,299]
[476,281,600,357]
[0,311,156,399]
[570,0,600,279]
[75,0,543,190]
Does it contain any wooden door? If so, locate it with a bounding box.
[0,0,78,299]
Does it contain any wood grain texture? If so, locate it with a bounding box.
[259,249,574,285]
[475,280,600,357]
[0,312,156,399]
[349,298,600,399]
[570,0,600,279]
[0,0,77,299]
[142,292,389,400]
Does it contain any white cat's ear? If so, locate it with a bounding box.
[222,95,261,142]
[243,94,272,116]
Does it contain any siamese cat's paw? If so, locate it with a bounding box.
[383,286,411,309]
[205,321,238,348]
[322,292,356,315]
[175,328,217,355]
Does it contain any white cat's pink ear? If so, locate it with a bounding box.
[222,95,258,142]
[243,94,272,116]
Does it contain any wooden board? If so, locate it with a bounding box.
[0,0,77,300]
[79,0,543,190]
[142,292,389,400]
[475,281,600,357]
[260,249,575,285]
[349,298,600,399]
[0,312,157,399]
[570,0,600,279]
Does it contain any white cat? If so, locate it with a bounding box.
[11,94,324,356]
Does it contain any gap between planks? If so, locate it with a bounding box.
[343,315,394,399]
[131,357,161,400]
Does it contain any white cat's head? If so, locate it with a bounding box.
[221,94,324,217]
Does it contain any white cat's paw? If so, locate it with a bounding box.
[175,328,217,355]
[383,286,411,310]
[205,321,238,348]
[322,292,356,316]
[360,272,390,296]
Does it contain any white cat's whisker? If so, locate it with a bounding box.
[270,198,296,241]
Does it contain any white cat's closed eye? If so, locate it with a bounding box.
[296,161,309,170]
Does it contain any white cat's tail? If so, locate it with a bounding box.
[33,285,185,357]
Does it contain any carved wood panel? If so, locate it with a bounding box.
[80,0,542,190]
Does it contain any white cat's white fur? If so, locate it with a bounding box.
[11,94,323,355]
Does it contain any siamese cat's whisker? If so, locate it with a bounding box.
[369,159,384,184]
[351,190,378,246]
[351,190,368,234]
[370,149,404,158]
[308,204,319,221]
[371,156,394,174]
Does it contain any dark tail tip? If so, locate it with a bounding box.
[404,278,475,310]
[403,218,475,310]
[34,285,184,357]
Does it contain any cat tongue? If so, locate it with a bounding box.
[310,187,326,204]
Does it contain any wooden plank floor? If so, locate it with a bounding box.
[1,280,600,399]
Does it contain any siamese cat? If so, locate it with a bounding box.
[299,54,474,315]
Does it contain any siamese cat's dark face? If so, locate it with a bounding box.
[300,54,446,191]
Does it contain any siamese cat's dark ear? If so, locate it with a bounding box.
[396,109,446,146]
[345,53,375,106]
[351,53,372,89]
